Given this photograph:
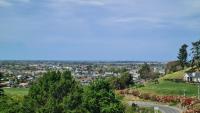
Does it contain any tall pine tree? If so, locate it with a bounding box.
[177,44,188,69]
[191,40,200,70]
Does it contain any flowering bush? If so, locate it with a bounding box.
[183,109,195,113]
[181,98,195,107]
[131,90,140,97]
[139,93,151,100]
[117,89,200,113]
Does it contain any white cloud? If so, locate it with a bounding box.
[70,0,105,6]
[17,0,31,3]
[0,0,30,7]
[50,0,105,6]
[112,17,163,24]
[0,0,12,7]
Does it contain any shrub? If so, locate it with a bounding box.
[139,93,151,100]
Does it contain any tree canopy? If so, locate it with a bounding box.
[138,63,152,80]
[177,44,188,69]
[21,71,85,113]
[83,79,125,113]
[108,72,133,90]
[191,40,200,70]
[19,71,125,113]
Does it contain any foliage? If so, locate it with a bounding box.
[0,72,4,96]
[138,63,160,80]
[138,63,151,80]
[15,71,126,113]
[0,96,23,113]
[191,40,200,70]
[165,61,182,74]
[108,72,133,89]
[21,70,85,113]
[83,79,125,113]
[177,44,188,69]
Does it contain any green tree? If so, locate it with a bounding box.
[21,71,85,113]
[108,72,133,90]
[119,72,133,89]
[177,44,188,69]
[138,63,152,80]
[0,72,4,96]
[191,40,200,70]
[83,79,125,113]
[0,96,22,113]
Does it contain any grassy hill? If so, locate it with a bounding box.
[138,80,198,97]
[160,68,190,81]
[138,68,199,97]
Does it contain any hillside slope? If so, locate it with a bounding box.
[160,68,190,80]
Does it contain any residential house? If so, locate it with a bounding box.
[184,72,200,83]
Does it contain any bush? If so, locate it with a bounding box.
[139,93,151,100]
[131,90,140,97]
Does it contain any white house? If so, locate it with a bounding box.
[184,72,200,82]
[129,70,140,81]
[19,83,29,88]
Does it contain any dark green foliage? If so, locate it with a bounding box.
[63,85,88,113]
[19,71,125,113]
[138,63,152,80]
[177,44,188,69]
[120,72,133,88]
[83,79,125,113]
[0,72,4,96]
[191,40,200,70]
[138,63,160,80]
[108,72,133,89]
[21,70,84,113]
[0,96,22,113]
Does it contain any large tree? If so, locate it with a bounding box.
[191,40,200,70]
[20,71,125,113]
[120,72,133,88]
[138,63,152,80]
[177,44,188,69]
[108,72,133,90]
[21,71,86,113]
[83,79,125,113]
[0,72,4,96]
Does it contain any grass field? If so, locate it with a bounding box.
[139,68,199,97]
[138,80,199,97]
[3,88,29,97]
[160,68,190,80]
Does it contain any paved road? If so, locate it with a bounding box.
[129,101,182,113]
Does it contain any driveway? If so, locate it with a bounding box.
[129,101,183,113]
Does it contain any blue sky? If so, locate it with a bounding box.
[0,0,200,61]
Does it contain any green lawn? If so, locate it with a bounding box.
[138,80,199,97]
[160,68,190,80]
[3,88,29,97]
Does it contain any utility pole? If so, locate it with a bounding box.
[198,84,200,99]
[183,89,186,97]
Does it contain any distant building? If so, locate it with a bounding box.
[184,72,200,83]
[19,83,29,88]
[129,70,140,81]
